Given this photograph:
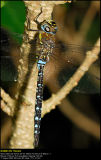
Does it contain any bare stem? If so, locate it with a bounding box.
[42,38,100,116]
[0,88,15,116]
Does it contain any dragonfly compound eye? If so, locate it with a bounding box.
[45,26,50,32]
[41,24,50,33]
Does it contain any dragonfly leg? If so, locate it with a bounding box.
[26,18,39,32]
[34,7,43,25]
[26,7,43,33]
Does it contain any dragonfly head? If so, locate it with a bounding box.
[40,20,58,35]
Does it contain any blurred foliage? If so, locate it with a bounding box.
[86,13,100,44]
[1,1,6,8]
[1,1,26,89]
[66,1,100,44]
[1,1,26,37]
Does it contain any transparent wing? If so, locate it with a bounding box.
[54,40,100,93]
[1,29,100,94]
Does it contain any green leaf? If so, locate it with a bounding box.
[1,1,26,35]
[1,1,6,8]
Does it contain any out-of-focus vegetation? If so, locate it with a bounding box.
[1,1,26,42]
[1,1,6,8]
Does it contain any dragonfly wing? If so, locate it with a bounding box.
[52,40,100,94]
[57,60,100,94]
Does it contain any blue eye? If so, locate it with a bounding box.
[45,26,50,32]
[41,24,50,33]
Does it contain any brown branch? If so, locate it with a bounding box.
[55,2,100,89]
[1,100,13,117]
[0,88,15,116]
[41,38,100,139]
[1,88,15,105]
[75,1,99,43]
[42,38,100,116]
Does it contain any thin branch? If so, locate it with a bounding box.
[41,38,100,140]
[42,38,100,116]
[1,88,15,105]
[0,88,15,116]
[75,1,99,43]
[1,100,13,117]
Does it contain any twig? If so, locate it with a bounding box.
[75,1,100,43]
[55,2,100,89]
[1,100,14,117]
[0,88,15,116]
[1,88,15,106]
[42,38,100,140]
[42,38,100,116]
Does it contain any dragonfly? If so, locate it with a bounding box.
[1,8,100,148]
[26,8,58,148]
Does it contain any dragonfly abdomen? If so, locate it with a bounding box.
[34,33,56,148]
[34,63,45,148]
